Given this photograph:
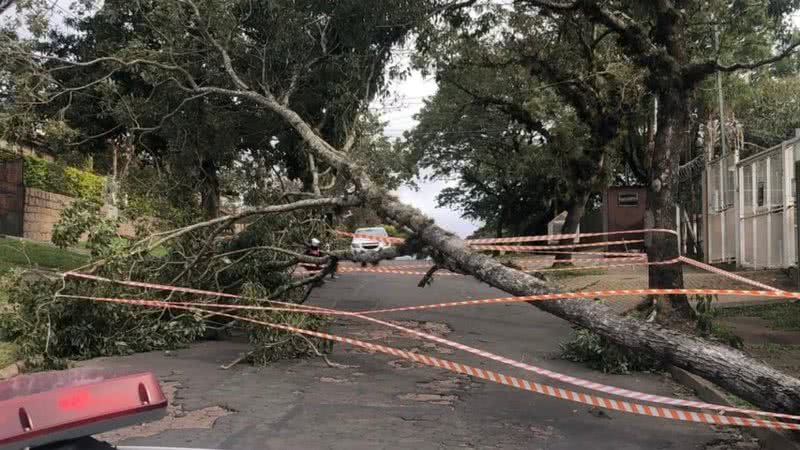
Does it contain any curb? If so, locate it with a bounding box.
[668,365,800,450]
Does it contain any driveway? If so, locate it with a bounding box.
[81,262,747,449]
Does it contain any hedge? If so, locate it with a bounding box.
[1,152,105,202]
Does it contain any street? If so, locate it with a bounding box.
[83,262,744,449]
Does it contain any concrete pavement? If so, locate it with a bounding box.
[81,262,749,449]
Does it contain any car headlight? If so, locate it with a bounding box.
[351,243,361,249]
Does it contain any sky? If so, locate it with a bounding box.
[373,70,482,238]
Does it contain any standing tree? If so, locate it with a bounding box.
[415,4,646,263]
[520,0,800,318]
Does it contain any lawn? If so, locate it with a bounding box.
[718,302,800,331]
[0,237,88,275]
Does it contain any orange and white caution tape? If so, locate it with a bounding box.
[678,256,781,292]
[337,228,676,246]
[360,287,797,315]
[56,294,800,429]
[62,272,799,422]
[337,267,461,276]
[471,239,644,252]
[527,258,678,273]
[524,250,646,257]
[466,228,677,245]
[59,274,800,422]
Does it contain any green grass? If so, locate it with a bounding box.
[546,268,606,279]
[718,302,800,331]
[0,237,88,275]
[0,342,16,368]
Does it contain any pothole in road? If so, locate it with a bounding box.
[397,392,459,406]
[350,320,453,342]
[319,376,350,383]
[397,375,480,406]
[95,381,233,443]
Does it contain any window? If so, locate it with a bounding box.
[743,165,753,209]
[757,181,766,207]
[618,192,639,207]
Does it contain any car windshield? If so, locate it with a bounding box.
[354,227,388,237]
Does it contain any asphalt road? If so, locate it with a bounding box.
[82,262,746,449]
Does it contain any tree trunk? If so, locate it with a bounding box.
[496,205,505,238]
[259,89,800,415]
[554,191,590,264]
[645,90,693,321]
[200,158,221,219]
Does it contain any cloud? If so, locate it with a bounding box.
[374,64,481,238]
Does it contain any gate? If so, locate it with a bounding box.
[706,153,737,263]
[0,159,24,237]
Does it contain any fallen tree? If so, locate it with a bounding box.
[5,0,800,415]
[180,20,800,414]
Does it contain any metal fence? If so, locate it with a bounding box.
[705,132,800,269]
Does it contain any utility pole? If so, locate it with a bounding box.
[715,27,727,157]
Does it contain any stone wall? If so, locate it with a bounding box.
[22,188,139,242]
[22,188,74,242]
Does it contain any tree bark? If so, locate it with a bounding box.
[200,158,221,219]
[644,90,693,320]
[554,191,589,264]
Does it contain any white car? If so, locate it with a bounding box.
[351,227,391,254]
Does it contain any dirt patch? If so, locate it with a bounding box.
[722,316,800,345]
[95,381,232,443]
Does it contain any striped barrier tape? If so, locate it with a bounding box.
[56,294,800,429]
[359,287,797,315]
[61,264,795,421]
[334,259,673,276]
[336,229,676,246]
[523,250,646,257]
[466,228,677,245]
[678,256,781,292]
[470,239,644,252]
[64,272,331,312]
[337,267,461,276]
[59,273,800,422]
[527,258,678,273]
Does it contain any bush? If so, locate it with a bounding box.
[20,155,105,203]
[52,199,122,257]
[561,328,662,374]
[1,205,336,371]
[0,270,206,370]
[63,166,105,201]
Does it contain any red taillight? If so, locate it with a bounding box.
[0,368,167,450]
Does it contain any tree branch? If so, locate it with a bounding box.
[684,40,800,83]
[443,75,553,141]
[181,0,251,91]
